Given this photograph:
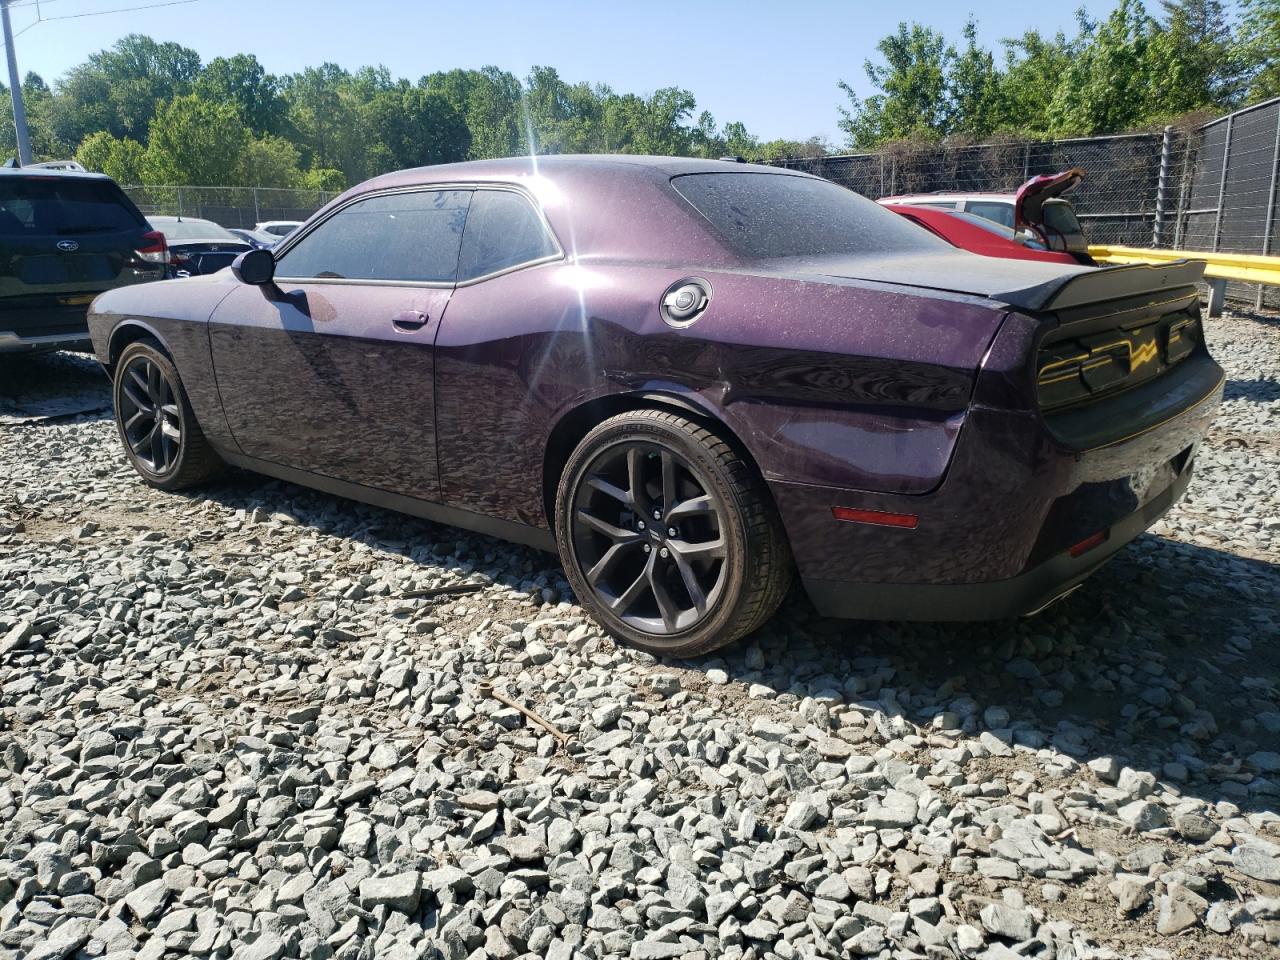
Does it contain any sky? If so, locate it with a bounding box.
[4,0,1126,145]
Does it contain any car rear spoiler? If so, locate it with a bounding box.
[1009,259,1206,313]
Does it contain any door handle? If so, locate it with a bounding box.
[392,309,428,331]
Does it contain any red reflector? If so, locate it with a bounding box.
[831,506,919,529]
[1068,530,1108,558]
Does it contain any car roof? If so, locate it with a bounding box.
[150,215,220,226]
[354,154,816,194]
[0,165,117,182]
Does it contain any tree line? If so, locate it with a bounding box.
[0,39,802,190]
[841,0,1279,148]
[0,0,1276,190]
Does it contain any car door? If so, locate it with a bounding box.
[208,187,471,501]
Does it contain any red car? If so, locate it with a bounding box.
[881,203,1081,265]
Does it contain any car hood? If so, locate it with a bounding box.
[1015,167,1084,228]
[768,251,1093,311]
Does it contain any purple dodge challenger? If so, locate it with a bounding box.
[87,157,1223,656]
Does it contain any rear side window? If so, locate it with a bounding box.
[672,172,947,260]
[458,190,559,281]
[276,190,471,283]
[0,177,145,236]
[964,201,1016,229]
[1043,202,1082,234]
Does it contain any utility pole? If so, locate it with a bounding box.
[1,0,32,165]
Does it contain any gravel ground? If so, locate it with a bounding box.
[1,310,1278,960]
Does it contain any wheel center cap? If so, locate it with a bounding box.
[647,527,664,545]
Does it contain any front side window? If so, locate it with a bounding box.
[458,190,559,281]
[964,200,1016,229]
[672,172,948,260]
[276,190,471,283]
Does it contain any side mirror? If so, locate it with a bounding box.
[232,248,275,285]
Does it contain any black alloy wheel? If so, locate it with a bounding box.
[118,353,182,475]
[571,440,728,635]
[112,339,222,491]
[556,409,792,657]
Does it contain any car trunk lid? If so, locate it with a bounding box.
[1015,167,1084,229]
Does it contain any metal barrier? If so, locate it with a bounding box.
[1089,244,1280,316]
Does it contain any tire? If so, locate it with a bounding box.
[112,339,223,491]
[555,409,792,657]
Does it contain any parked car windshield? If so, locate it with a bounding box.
[672,172,948,260]
[0,176,144,236]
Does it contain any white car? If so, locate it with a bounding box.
[254,220,303,239]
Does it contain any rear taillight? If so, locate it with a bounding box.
[136,230,168,264]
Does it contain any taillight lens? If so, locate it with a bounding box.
[136,230,168,264]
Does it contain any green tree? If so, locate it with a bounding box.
[283,63,354,172]
[994,30,1074,136]
[75,131,146,183]
[195,54,287,136]
[362,86,470,172]
[1238,0,1280,100]
[239,134,305,188]
[1148,0,1242,112]
[945,19,1000,138]
[54,35,201,145]
[839,22,953,147]
[142,95,249,185]
[1049,2,1163,134]
[423,67,523,158]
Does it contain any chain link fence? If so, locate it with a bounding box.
[121,186,340,231]
[774,98,1280,309]
[774,132,1190,249]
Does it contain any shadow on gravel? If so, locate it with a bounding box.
[700,532,1280,817]
[1224,377,1280,403]
[183,462,1280,821]
[0,351,111,424]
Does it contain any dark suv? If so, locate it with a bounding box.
[0,167,167,354]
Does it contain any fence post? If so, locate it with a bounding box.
[1259,105,1280,309]
[1211,113,1233,252]
[1153,126,1173,248]
[177,187,184,219]
[879,156,885,196]
[253,187,261,225]
[889,156,897,196]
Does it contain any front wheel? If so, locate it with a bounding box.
[112,339,223,491]
[554,409,792,657]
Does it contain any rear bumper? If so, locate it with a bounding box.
[803,460,1191,620]
[0,304,92,354]
[774,354,1222,622]
[0,329,92,354]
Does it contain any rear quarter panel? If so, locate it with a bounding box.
[435,260,1009,527]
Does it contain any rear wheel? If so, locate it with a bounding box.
[555,409,792,657]
[113,339,222,491]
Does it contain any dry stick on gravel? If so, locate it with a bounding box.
[402,582,487,600]
[477,681,571,745]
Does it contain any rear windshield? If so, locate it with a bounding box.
[0,176,144,236]
[151,219,240,242]
[672,172,948,260]
[1043,201,1082,234]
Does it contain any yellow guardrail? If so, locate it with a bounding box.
[1088,244,1280,316]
